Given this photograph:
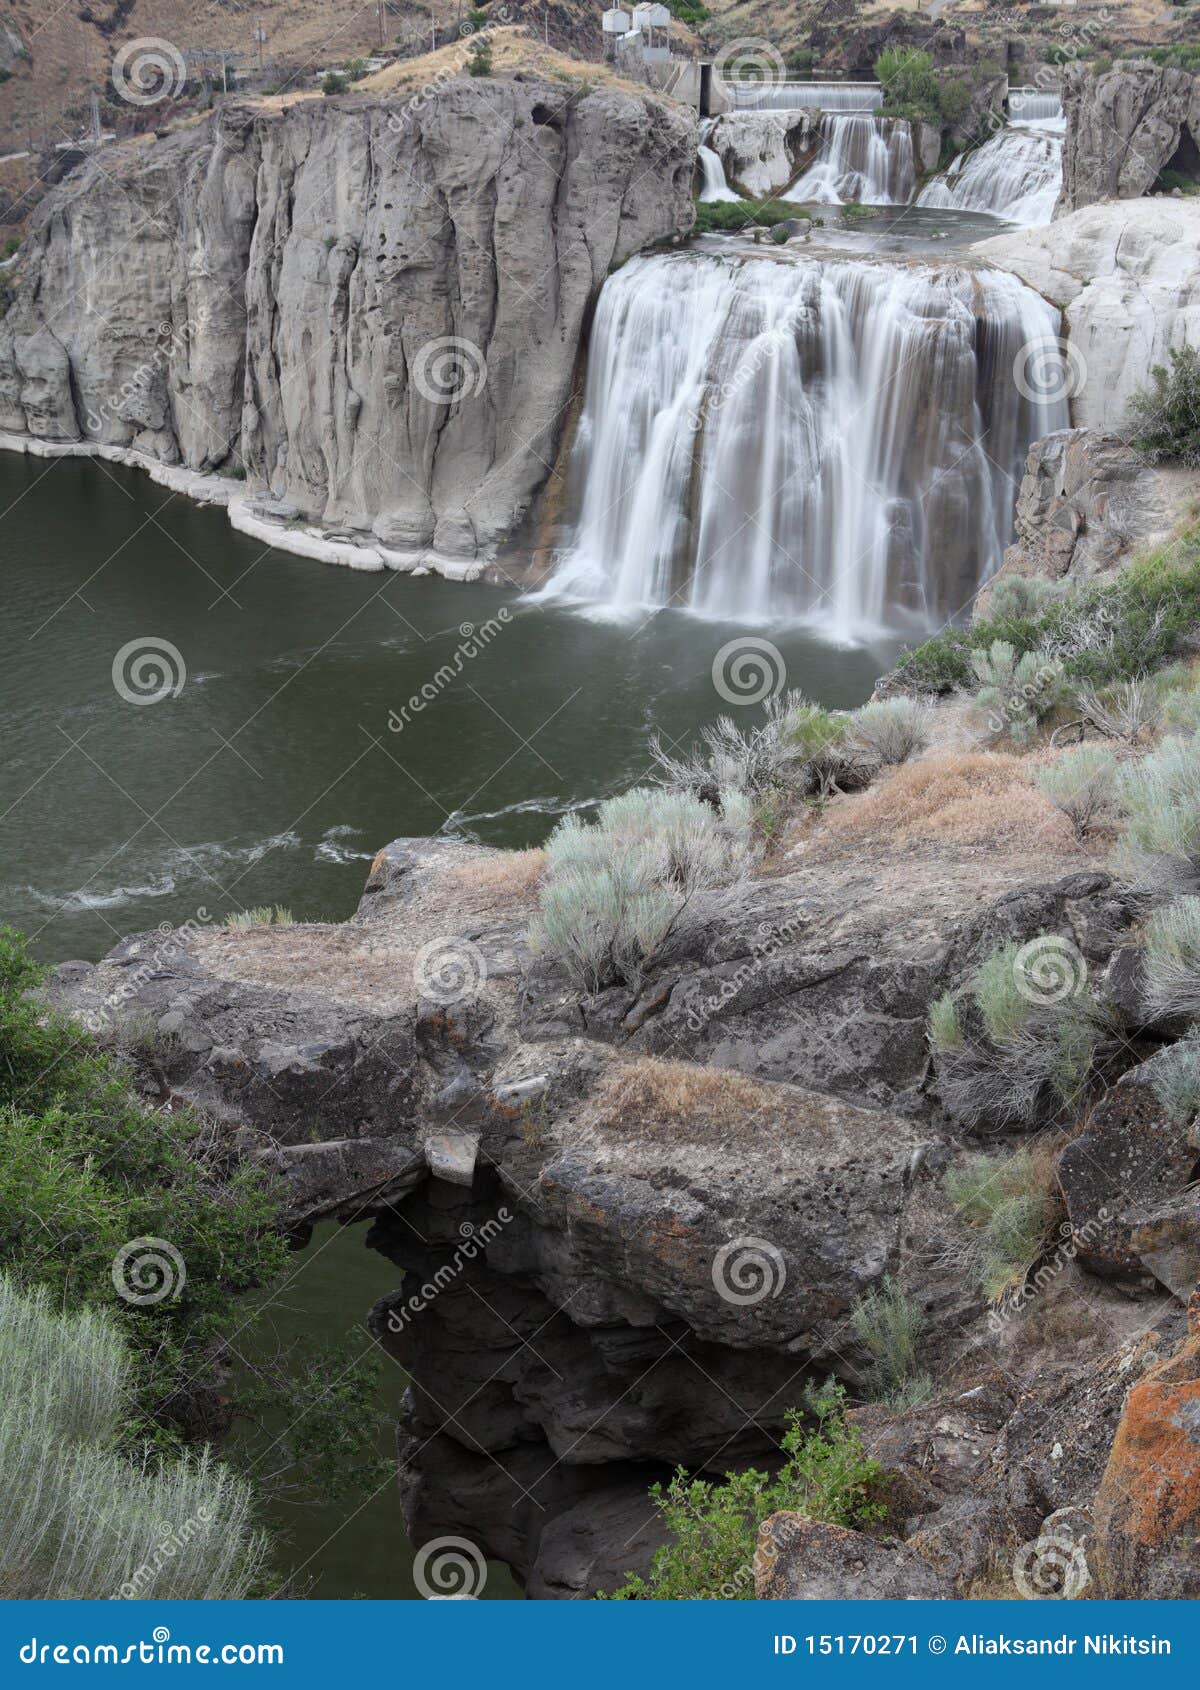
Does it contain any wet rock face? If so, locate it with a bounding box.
[1060,62,1200,212]
[0,81,696,561]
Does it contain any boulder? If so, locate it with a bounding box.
[703,110,819,200]
[755,1514,952,1599]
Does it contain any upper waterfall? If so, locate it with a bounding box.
[917,127,1063,227]
[539,251,1070,640]
[724,81,882,113]
[785,115,916,206]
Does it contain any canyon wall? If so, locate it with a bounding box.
[0,81,696,565]
[1060,61,1200,212]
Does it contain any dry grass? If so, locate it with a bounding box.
[585,1057,798,1138]
[442,847,546,911]
[356,28,643,102]
[811,752,1081,858]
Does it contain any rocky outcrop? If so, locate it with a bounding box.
[1093,1299,1200,1598]
[704,110,820,200]
[1060,61,1200,213]
[977,199,1200,431]
[0,80,695,568]
[980,428,1191,606]
[755,1514,952,1600]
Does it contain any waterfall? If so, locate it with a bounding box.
[917,127,1063,227]
[725,81,882,113]
[1007,89,1064,129]
[698,123,741,202]
[784,115,915,206]
[540,252,1070,639]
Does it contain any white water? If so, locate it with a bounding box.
[698,144,741,202]
[1008,89,1064,129]
[725,81,882,113]
[783,114,916,206]
[541,251,1069,639]
[917,126,1063,227]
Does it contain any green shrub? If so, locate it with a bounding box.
[875,48,941,121]
[321,71,349,95]
[1033,744,1119,838]
[1131,345,1200,468]
[985,575,1062,623]
[849,698,930,765]
[604,1384,885,1599]
[945,1149,1060,1300]
[466,36,493,76]
[0,1277,266,1599]
[533,789,755,992]
[1115,735,1200,891]
[1149,1041,1200,1124]
[693,198,801,234]
[850,1278,931,1407]
[786,48,815,73]
[1142,898,1200,1019]
[928,937,1107,1130]
[968,641,1065,743]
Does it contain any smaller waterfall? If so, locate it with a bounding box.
[917,127,1062,227]
[1008,89,1064,129]
[725,81,882,113]
[785,115,915,206]
[698,121,742,202]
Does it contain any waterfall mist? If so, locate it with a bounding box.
[541,252,1070,640]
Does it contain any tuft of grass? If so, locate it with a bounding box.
[850,1277,932,1407]
[225,906,294,929]
[1114,736,1200,892]
[973,942,1032,1046]
[1149,1041,1200,1125]
[928,991,963,1052]
[849,698,930,766]
[945,1147,1061,1301]
[1142,897,1200,1020]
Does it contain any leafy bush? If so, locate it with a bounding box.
[321,71,349,95]
[850,1278,931,1407]
[945,1148,1061,1300]
[466,35,493,76]
[0,1277,266,1599]
[1149,1041,1200,1124]
[1142,898,1200,1019]
[604,1384,885,1599]
[786,48,815,73]
[0,927,286,1426]
[929,937,1108,1131]
[1033,744,1119,838]
[1114,736,1200,892]
[875,48,941,121]
[849,698,930,765]
[892,529,1200,695]
[533,789,755,993]
[984,575,1062,623]
[1131,345,1200,468]
[693,198,806,234]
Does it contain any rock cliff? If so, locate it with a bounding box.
[977,198,1200,433]
[1060,61,1200,212]
[0,80,695,569]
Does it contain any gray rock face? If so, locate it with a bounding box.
[979,428,1190,608]
[977,199,1200,432]
[755,1514,952,1600]
[1060,62,1200,212]
[0,81,696,561]
[703,110,820,199]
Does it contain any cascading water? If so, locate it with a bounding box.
[785,116,916,206]
[725,81,883,113]
[698,121,741,202]
[1007,89,1064,129]
[541,252,1070,639]
[917,127,1063,227]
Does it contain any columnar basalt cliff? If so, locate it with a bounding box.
[0,81,696,567]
